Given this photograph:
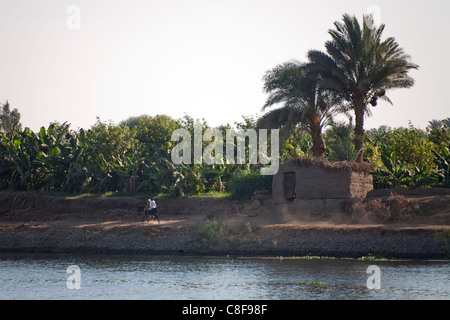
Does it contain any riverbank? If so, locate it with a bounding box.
[0,192,449,259]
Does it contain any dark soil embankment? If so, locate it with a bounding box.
[0,192,449,259]
[0,193,246,221]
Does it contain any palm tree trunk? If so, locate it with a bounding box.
[354,104,365,162]
[310,126,326,158]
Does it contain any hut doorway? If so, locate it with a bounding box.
[284,172,296,201]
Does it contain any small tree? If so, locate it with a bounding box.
[0,100,21,132]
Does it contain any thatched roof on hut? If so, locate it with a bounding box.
[284,158,374,174]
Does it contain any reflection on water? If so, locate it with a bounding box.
[0,254,448,300]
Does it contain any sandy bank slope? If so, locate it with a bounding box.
[0,193,449,258]
[0,220,448,259]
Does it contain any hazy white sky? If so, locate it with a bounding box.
[1,0,449,132]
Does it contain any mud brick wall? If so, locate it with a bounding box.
[272,160,373,200]
[349,171,374,198]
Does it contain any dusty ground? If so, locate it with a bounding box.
[0,192,449,258]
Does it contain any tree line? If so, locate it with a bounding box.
[1,109,448,198]
[1,14,449,198]
[0,112,274,197]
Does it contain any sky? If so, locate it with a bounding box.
[0,0,449,132]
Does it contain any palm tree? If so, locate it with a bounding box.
[428,119,443,130]
[258,61,344,157]
[307,14,418,162]
[324,118,361,161]
[444,118,450,128]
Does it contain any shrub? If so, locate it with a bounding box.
[434,230,450,259]
[366,124,443,188]
[227,170,273,200]
[194,218,235,248]
[351,193,419,223]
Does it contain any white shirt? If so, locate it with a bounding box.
[149,200,157,210]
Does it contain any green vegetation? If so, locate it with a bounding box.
[298,281,327,287]
[228,170,272,200]
[307,14,419,162]
[194,219,237,248]
[434,230,450,259]
[359,254,389,261]
[0,101,21,132]
[1,14,447,197]
[259,61,344,158]
[366,123,450,189]
[0,114,266,197]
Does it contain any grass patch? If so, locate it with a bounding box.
[83,227,105,239]
[183,191,232,199]
[434,230,450,259]
[304,255,336,260]
[359,254,389,261]
[1,189,237,201]
[299,281,327,287]
[18,190,149,199]
[195,218,237,248]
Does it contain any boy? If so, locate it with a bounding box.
[143,197,160,223]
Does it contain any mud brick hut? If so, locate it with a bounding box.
[272,158,374,200]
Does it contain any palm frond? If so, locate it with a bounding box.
[307,13,418,116]
[261,59,345,157]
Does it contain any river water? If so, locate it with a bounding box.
[0,254,448,300]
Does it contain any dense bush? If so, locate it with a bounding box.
[227,170,273,200]
[1,108,448,196]
[194,219,236,248]
[350,193,420,223]
[363,123,450,189]
[0,114,274,197]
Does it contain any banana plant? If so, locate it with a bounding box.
[410,164,435,188]
[373,148,412,188]
[433,147,450,187]
[0,128,38,190]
